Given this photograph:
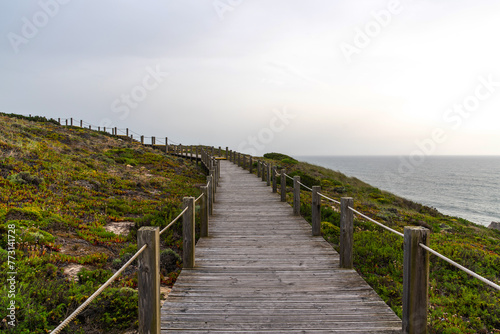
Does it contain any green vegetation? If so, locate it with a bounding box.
[0,114,205,333]
[258,153,500,334]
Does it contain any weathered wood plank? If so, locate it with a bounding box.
[161,160,401,333]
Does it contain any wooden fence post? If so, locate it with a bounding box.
[114,127,117,135]
[70,118,73,126]
[182,197,195,269]
[257,161,261,177]
[138,226,160,334]
[211,167,217,194]
[293,176,300,216]
[200,186,209,237]
[65,119,68,126]
[58,118,60,124]
[403,227,430,334]
[312,186,321,236]
[340,197,354,269]
[267,164,271,186]
[80,120,83,127]
[207,175,213,215]
[272,166,277,193]
[217,160,221,184]
[225,147,228,159]
[126,128,129,136]
[141,136,144,145]
[280,169,286,202]
[261,163,266,182]
[218,146,221,156]
[249,157,253,173]
[165,137,168,153]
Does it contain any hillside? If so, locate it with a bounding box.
[0,114,205,333]
[261,152,500,334]
[1,115,499,333]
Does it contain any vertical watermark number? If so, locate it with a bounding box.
[6,223,17,327]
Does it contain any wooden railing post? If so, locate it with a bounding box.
[114,127,117,135]
[210,169,216,199]
[340,197,354,269]
[293,176,300,216]
[238,153,241,167]
[200,186,209,237]
[126,128,129,136]
[211,166,217,194]
[267,164,271,186]
[257,161,261,177]
[141,135,144,145]
[312,186,321,236]
[403,227,430,334]
[70,118,73,126]
[152,137,155,145]
[137,226,160,334]
[65,119,68,126]
[182,197,195,269]
[217,160,221,184]
[249,156,253,173]
[272,166,277,193]
[58,118,61,124]
[225,147,228,159]
[80,120,83,127]
[280,169,286,202]
[165,137,168,153]
[261,163,266,182]
[207,175,213,215]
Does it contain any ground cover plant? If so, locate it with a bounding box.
[0,114,205,333]
[259,152,500,334]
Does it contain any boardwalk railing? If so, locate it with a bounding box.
[225,154,500,334]
[50,147,219,334]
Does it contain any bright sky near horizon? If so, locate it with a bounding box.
[1,0,499,156]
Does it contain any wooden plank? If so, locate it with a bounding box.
[161,160,402,333]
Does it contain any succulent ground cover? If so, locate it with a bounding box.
[262,152,500,334]
[0,114,205,333]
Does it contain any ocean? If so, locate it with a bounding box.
[296,156,500,227]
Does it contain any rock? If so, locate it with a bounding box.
[488,222,500,231]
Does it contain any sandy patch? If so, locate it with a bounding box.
[104,221,135,236]
[64,264,84,282]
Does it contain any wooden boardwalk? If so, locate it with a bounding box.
[161,160,402,333]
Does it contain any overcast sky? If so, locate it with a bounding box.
[1,0,499,156]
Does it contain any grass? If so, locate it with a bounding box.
[0,114,206,333]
